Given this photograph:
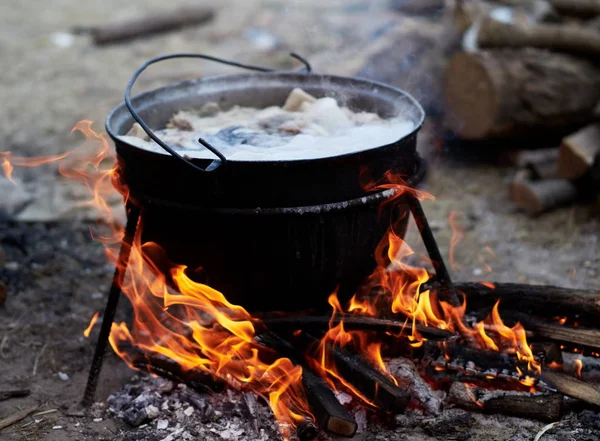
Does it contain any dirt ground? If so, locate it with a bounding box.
[1,1,599,440]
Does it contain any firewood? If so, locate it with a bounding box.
[256,331,358,437]
[300,333,411,414]
[477,16,600,55]
[387,358,444,415]
[444,49,600,140]
[558,124,600,179]
[551,0,600,17]
[510,177,578,214]
[90,7,214,45]
[448,382,563,421]
[515,148,560,180]
[542,371,600,406]
[447,282,600,320]
[262,315,453,341]
[508,311,600,352]
[302,370,358,437]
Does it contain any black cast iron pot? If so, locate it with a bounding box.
[106,56,425,312]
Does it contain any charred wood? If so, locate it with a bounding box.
[302,370,358,437]
[262,315,452,341]
[445,282,600,320]
[257,331,358,438]
[444,49,600,140]
[126,348,223,393]
[386,357,444,415]
[448,382,563,422]
[542,371,600,407]
[300,333,411,414]
[507,311,600,352]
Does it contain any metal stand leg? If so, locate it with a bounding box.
[406,196,460,307]
[82,203,141,407]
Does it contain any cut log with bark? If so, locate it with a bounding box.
[477,16,600,56]
[448,382,563,421]
[558,124,600,179]
[90,7,214,45]
[542,370,600,406]
[448,282,600,320]
[550,0,600,17]
[515,148,560,180]
[444,49,600,140]
[510,176,578,214]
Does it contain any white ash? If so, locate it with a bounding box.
[120,88,415,161]
[104,370,600,441]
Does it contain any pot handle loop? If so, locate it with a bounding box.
[124,53,312,173]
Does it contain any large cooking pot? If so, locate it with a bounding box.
[106,54,426,312]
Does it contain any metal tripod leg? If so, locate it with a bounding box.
[82,203,141,407]
[405,195,460,307]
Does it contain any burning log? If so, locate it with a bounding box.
[508,311,600,353]
[262,315,453,341]
[447,282,600,320]
[302,370,358,437]
[387,357,444,415]
[448,382,563,422]
[444,49,600,140]
[90,6,214,45]
[542,371,600,407]
[558,124,600,180]
[127,348,223,393]
[301,333,411,414]
[477,16,600,56]
[257,331,358,438]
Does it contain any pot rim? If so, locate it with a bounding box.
[106,71,425,166]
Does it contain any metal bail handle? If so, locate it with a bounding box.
[124,53,312,174]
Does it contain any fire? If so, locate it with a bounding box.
[3,121,545,430]
[574,359,583,379]
[83,312,100,338]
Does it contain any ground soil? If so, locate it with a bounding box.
[1,1,599,440]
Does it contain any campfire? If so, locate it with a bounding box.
[2,53,600,441]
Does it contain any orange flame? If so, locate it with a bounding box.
[83,312,100,338]
[574,359,583,379]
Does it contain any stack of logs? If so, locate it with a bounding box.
[445,0,600,213]
[510,124,600,214]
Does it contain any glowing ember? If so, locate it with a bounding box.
[83,312,100,338]
[574,359,583,379]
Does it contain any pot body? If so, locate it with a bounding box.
[106,71,425,312]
